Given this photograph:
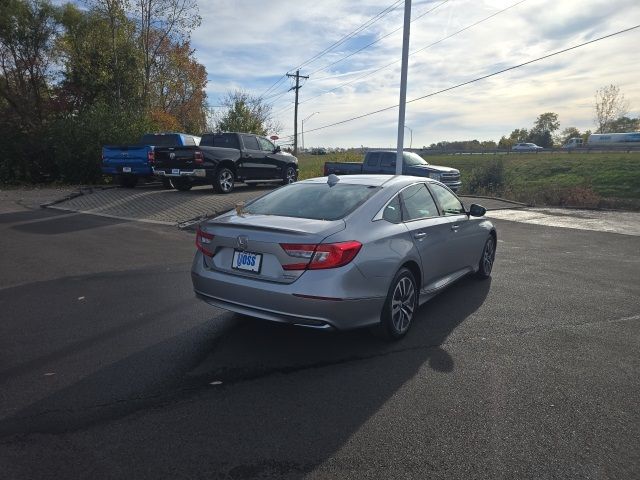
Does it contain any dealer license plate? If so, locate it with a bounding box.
[172,169,180,175]
[232,250,262,273]
[122,167,131,173]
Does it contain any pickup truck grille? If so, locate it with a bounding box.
[440,172,460,182]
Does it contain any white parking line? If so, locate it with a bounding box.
[486,208,640,236]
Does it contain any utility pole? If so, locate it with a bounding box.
[395,0,412,175]
[287,70,309,156]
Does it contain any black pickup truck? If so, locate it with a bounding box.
[153,132,298,193]
[324,150,462,191]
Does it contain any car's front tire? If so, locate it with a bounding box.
[476,235,496,279]
[282,165,297,184]
[213,167,235,194]
[378,268,418,340]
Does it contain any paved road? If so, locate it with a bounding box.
[0,203,639,478]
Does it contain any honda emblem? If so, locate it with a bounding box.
[236,235,248,251]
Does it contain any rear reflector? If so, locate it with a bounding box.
[196,226,215,257]
[280,241,362,270]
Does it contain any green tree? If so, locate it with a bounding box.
[216,90,281,135]
[527,112,559,147]
[57,3,142,111]
[508,128,529,143]
[0,0,58,181]
[606,116,639,133]
[559,127,582,146]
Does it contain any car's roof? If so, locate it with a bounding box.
[300,175,433,188]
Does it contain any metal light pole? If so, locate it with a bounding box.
[301,112,319,152]
[395,0,412,175]
[404,125,413,149]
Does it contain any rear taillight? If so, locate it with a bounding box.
[194,151,203,165]
[196,226,215,257]
[147,150,155,164]
[280,241,362,270]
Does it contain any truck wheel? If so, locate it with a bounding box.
[161,178,173,189]
[282,165,297,184]
[213,167,235,194]
[119,175,138,188]
[170,178,192,191]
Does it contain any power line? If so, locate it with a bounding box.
[293,0,404,71]
[257,74,288,99]
[278,25,640,138]
[307,0,450,76]
[298,0,527,108]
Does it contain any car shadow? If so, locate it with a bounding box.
[0,276,491,478]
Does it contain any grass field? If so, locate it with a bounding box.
[298,151,640,209]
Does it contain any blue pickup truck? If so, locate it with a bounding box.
[102,133,200,188]
[324,150,462,191]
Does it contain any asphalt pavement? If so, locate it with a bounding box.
[0,196,639,479]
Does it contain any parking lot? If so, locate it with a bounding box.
[1,186,639,479]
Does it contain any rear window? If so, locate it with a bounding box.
[140,134,182,146]
[200,133,240,149]
[245,183,380,221]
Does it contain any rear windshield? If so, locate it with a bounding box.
[200,133,240,149]
[140,134,182,146]
[245,183,380,221]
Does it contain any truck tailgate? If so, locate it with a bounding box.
[154,146,200,169]
[102,145,149,167]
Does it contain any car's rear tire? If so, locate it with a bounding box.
[476,235,496,279]
[161,177,173,189]
[213,167,235,194]
[282,165,297,184]
[171,178,193,191]
[377,268,418,340]
[119,175,138,188]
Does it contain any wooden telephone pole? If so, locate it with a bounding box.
[287,70,309,156]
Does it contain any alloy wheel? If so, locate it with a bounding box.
[391,276,416,334]
[219,170,234,192]
[483,238,495,274]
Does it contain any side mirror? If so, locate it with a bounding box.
[274,145,281,153]
[468,203,486,217]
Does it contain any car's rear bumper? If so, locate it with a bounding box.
[153,167,209,178]
[102,165,152,176]
[191,254,386,331]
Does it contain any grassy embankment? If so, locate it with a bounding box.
[297,151,640,209]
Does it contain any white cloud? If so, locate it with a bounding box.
[192,0,640,147]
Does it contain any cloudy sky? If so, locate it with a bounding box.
[194,0,639,147]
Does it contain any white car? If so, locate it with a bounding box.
[512,142,543,151]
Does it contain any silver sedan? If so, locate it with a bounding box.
[192,175,496,339]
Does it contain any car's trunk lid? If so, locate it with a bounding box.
[199,213,346,284]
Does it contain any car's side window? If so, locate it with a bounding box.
[400,183,439,221]
[382,195,402,223]
[257,137,275,152]
[241,135,260,150]
[429,183,465,216]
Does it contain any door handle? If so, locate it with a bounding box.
[414,232,427,239]
[451,224,460,231]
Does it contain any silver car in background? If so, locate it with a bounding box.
[192,175,496,339]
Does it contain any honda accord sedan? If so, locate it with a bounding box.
[192,174,496,339]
